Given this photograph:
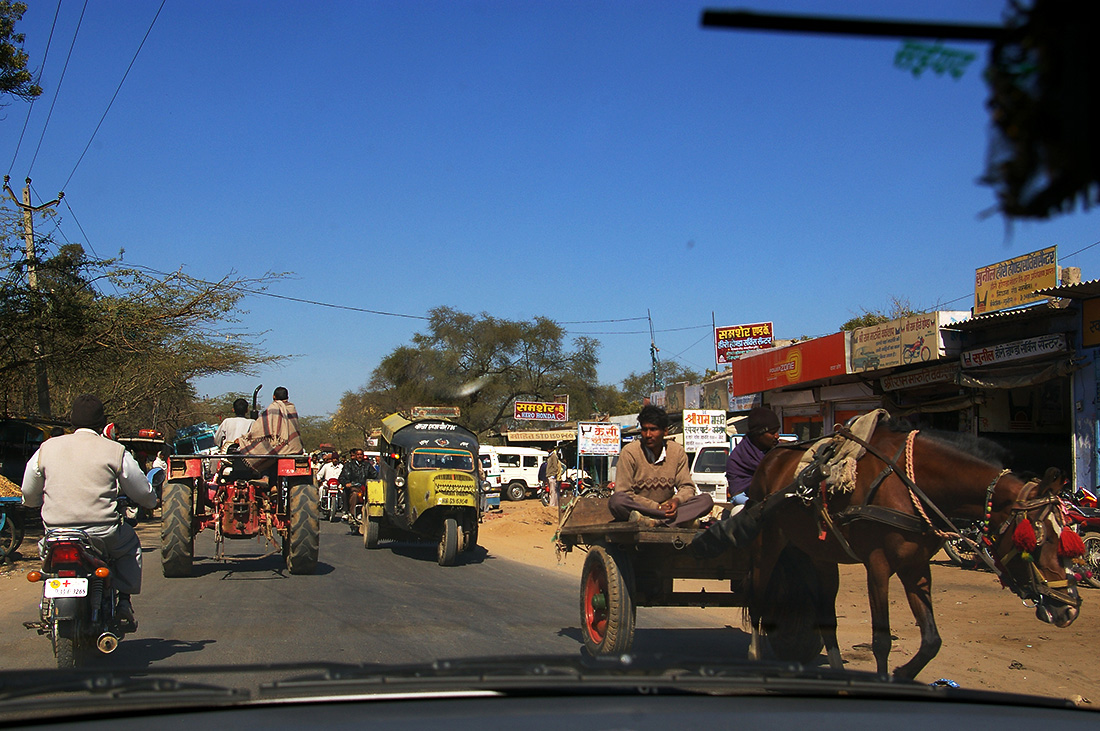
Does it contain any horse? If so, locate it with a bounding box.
[746,419,1083,680]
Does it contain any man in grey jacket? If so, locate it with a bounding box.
[22,394,158,630]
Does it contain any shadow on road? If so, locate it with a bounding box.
[557,625,752,657]
[94,637,217,668]
[384,541,488,566]
[161,554,336,578]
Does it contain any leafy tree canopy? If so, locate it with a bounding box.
[0,2,41,102]
[619,361,702,411]
[0,228,284,433]
[345,307,605,437]
[839,297,918,331]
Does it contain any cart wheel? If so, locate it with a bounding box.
[438,517,459,566]
[580,545,635,656]
[0,510,23,558]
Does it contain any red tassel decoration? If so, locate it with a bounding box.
[1058,528,1086,559]
[1013,520,1037,553]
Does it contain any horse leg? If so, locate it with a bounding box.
[748,530,785,662]
[865,553,894,676]
[891,561,941,680]
[815,561,844,670]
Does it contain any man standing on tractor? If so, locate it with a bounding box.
[20,395,158,630]
[214,398,254,451]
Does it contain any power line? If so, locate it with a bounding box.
[7,0,63,176]
[28,0,88,177]
[62,0,166,190]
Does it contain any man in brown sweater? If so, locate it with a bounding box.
[609,405,713,528]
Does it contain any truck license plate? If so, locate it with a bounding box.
[44,578,88,598]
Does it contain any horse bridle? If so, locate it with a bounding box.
[974,473,1079,609]
[833,426,1080,610]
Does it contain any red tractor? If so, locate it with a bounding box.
[160,451,319,577]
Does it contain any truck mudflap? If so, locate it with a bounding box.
[366,479,385,517]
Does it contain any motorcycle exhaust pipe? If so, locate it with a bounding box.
[97,632,120,654]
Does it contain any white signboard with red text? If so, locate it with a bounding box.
[577,422,622,456]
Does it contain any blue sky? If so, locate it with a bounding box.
[5,1,1098,417]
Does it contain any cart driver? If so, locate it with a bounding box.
[608,405,713,528]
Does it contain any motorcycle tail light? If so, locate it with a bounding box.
[50,544,83,565]
[26,571,42,583]
[57,570,77,578]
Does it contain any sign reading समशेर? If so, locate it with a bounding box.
[513,400,568,422]
[974,246,1057,315]
[577,422,621,456]
[715,322,774,366]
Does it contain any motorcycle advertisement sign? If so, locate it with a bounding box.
[682,410,727,452]
[849,311,968,372]
[513,400,568,422]
[577,422,621,456]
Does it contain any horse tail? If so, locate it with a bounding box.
[758,544,824,663]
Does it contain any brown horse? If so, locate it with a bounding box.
[747,420,1082,680]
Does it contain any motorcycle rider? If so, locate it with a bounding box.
[340,448,372,527]
[21,394,158,630]
[315,451,343,516]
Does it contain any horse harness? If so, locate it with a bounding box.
[792,426,1076,608]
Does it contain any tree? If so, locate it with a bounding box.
[363,307,603,436]
[1,2,41,103]
[839,297,919,331]
[619,361,702,410]
[983,0,1100,219]
[0,235,284,431]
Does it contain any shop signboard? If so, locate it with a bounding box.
[850,311,969,372]
[684,385,702,409]
[703,379,729,410]
[730,332,848,397]
[682,410,727,452]
[715,322,774,366]
[961,333,1067,368]
[577,422,621,456]
[881,362,959,391]
[974,245,1058,315]
[1084,298,1100,349]
[513,400,568,422]
[665,382,687,412]
[409,406,461,419]
[507,429,577,443]
[649,391,666,408]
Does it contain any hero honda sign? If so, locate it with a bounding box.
[715,322,774,366]
[513,400,568,422]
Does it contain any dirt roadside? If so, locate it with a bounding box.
[478,499,1100,705]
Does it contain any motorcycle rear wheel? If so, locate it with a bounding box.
[1081,532,1100,590]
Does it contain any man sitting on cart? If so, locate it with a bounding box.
[608,404,713,528]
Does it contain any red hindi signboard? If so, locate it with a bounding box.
[513,400,568,422]
[715,322,774,366]
[730,332,848,396]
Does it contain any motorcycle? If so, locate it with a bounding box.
[319,477,343,522]
[25,528,128,668]
[1062,488,1100,589]
[539,477,611,506]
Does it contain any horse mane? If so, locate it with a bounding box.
[882,417,1009,468]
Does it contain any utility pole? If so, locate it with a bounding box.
[3,176,64,417]
[648,309,663,394]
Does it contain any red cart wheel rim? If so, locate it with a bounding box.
[583,560,609,643]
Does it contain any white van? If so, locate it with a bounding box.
[690,443,730,503]
[479,445,547,501]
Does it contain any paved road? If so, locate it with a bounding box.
[0,518,751,678]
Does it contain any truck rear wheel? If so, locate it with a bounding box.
[160,480,194,577]
[363,516,381,548]
[285,482,319,575]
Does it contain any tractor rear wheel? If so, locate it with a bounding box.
[285,482,319,575]
[160,480,194,577]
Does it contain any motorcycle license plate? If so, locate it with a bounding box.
[44,578,88,598]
